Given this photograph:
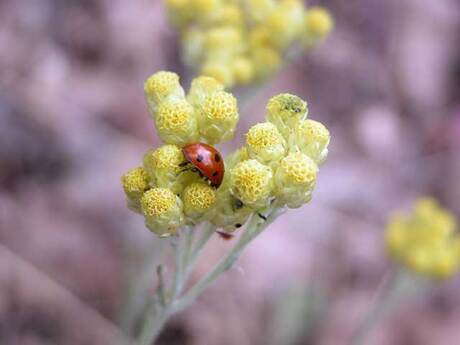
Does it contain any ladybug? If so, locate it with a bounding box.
[181,143,225,188]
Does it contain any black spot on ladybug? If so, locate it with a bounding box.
[212,171,219,177]
[235,223,242,228]
[214,153,221,162]
[196,154,203,162]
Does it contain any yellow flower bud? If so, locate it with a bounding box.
[232,57,255,85]
[246,0,276,23]
[405,247,433,277]
[249,26,273,47]
[246,122,286,165]
[430,246,459,280]
[201,60,235,87]
[143,145,187,193]
[155,98,199,146]
[251,46,281,79]
[182,29,205,67]
[197,90,239,144]
[385,197,460,280]
[206,3,243,26]
[304,6,334,46]
[230,159,273,209]
[191,0,218,14]
[205,26,242,51]
[294,119,330,165]
[266,93,308,137]
[183,182,217,222]
[274,152,317,208]
[266,0,305,48]
[187,76,224,109]
[144,71,184,114]
[121,167,150,213]
[141,188,184,237]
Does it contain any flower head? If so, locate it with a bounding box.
[121,167,150,213]
[197,90,239,143]
[229,159,273,209]
[246,122,286,165]
[385,197,460,280]
[266,93,308,137]
[144,71,184,114]
[155,98,199,146]
[293,119,330,165]
[274,152,318,208]
[183,182,217,222]
[143,145,190,194]
[187,76,224,108]
[141,188,184,237]
[304,6,334,45]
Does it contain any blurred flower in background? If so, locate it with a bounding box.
[166,0,333,87]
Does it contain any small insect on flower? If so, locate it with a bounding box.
[181,143,225,188]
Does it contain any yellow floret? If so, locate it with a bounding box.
[232,57,254,85]
[280,152,317,184]
[266,93,308,137]
[201,61,235,87]
[274,152,318,208]
[230,159,273,208]
[252,46,281,79]
[141,188,184,237]
[141,188,176,217]
[246,122,286,164]
[198,90,239,143]
[385,197,460,280]
[205,26,242,50]
[183,182,217,222]
[304,6,334,43]
[187,76,224,108]
[155,98,198,146]
[144,71,183,112]
[121,167,150,199]
[294,119,330,164]
[191,0,218,14]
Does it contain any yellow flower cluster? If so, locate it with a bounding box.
[214,93,330,230]
[166,0,334,87]
[385,197,460,280]
[122,71,239,236]
[122,71,330,236]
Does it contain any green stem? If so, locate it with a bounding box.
[172,206,285,314]
[349,269,419,345]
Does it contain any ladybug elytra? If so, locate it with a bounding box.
[181,143,225,188]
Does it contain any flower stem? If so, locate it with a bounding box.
[172,206,285,314]
[349,269,420,345]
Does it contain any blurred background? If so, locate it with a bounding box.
[1,0,460,344]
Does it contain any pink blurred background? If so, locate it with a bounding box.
[1,0,460,344]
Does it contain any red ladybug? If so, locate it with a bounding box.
[181,143,225,188]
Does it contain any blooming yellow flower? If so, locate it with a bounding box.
[121,167,150,213]
[230,159,273,209]
[197,90,239,143]
[246,122,286,165]
[385,197,460,280]
[141,188,185,236]
[166,0,333,87]
[155,98,199,146]
[274,152,317,208]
